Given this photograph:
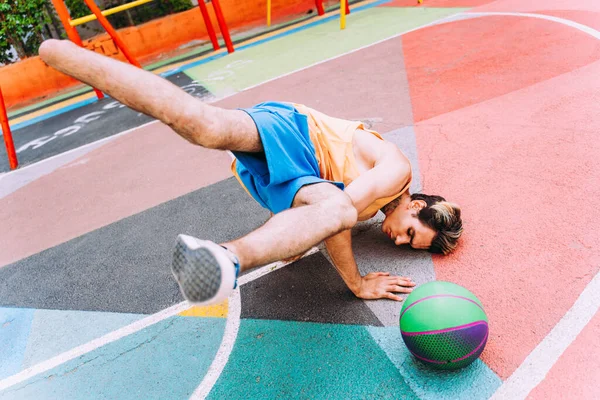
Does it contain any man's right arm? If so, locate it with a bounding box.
[324,230,415,301]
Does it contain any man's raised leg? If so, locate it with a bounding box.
[38,39,261,152]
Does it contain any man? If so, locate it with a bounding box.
[39,39,463,307]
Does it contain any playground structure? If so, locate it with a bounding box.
[50,0,235,100]
[267,0,351,27]
[0,87,17,170]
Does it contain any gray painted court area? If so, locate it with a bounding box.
[241,252,382,326]
[0,178,269,314]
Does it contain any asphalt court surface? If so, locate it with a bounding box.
[0,73,211,172]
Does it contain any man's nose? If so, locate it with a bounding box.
[395,235,409,245]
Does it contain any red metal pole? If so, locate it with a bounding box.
[315,0,325,16]
[50,0,104,99]
[0,87,18,170]
[211,0,234,54]
[197,0,220,51]
[82,0,142,68]
[314,1,349,16]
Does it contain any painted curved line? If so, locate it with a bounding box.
[190,289,241,399]
[0,248,319,394]
[189,247,319,399]
[401,320,488,336]
[459,12,600,41]
[399,294,484,319]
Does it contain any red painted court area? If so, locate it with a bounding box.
[529,311,600,399]
[403,15,600,122]
[401,3,600,386]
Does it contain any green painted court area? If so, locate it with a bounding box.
[185,7,465,97]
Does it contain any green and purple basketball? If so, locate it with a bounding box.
[399,281,489,370]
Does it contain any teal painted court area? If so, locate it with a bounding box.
[2,0,600,398]
[208,320,419,400]
[368,327,501,400]
[208,320,500,399]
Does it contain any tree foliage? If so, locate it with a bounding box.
[0,0,193,64]
[0,0,49,64]
[64,0,90,19]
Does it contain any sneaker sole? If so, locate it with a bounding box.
[172,236,222,303]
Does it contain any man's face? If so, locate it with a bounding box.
[381,200,437,250]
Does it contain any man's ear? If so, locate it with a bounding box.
[409,199,427,211]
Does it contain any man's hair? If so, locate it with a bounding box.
[411,193,463,255]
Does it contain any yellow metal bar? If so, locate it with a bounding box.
[69,0,153,26]
[267,0,271,27]
[340,0,346,30]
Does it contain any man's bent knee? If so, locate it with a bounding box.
[323,192,358,233]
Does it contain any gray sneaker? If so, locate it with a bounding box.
[171,234,240,305]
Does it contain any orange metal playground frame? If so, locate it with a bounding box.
[50,0,235,101]
[0,87,17,170]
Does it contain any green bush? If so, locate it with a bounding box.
[0,0,194,64]
[0,0,49,64]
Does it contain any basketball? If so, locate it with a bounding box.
[399,281,489,370]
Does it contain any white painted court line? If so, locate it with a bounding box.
[235,12,463,97]
[464,12,600,40]
[238,247,320,286]
[0,300,189,391]
[490,270,600,400]
[190,247,319,399]
[0,248,318,393]
[190,290,241,400]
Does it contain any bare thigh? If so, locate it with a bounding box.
[291,182,345,207]
[192,105,263,153]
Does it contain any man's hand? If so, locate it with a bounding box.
[355,272,416,301]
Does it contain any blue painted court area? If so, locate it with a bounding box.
[0,316,226,400]
[0,308,35,380]
[206,320,501,399]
